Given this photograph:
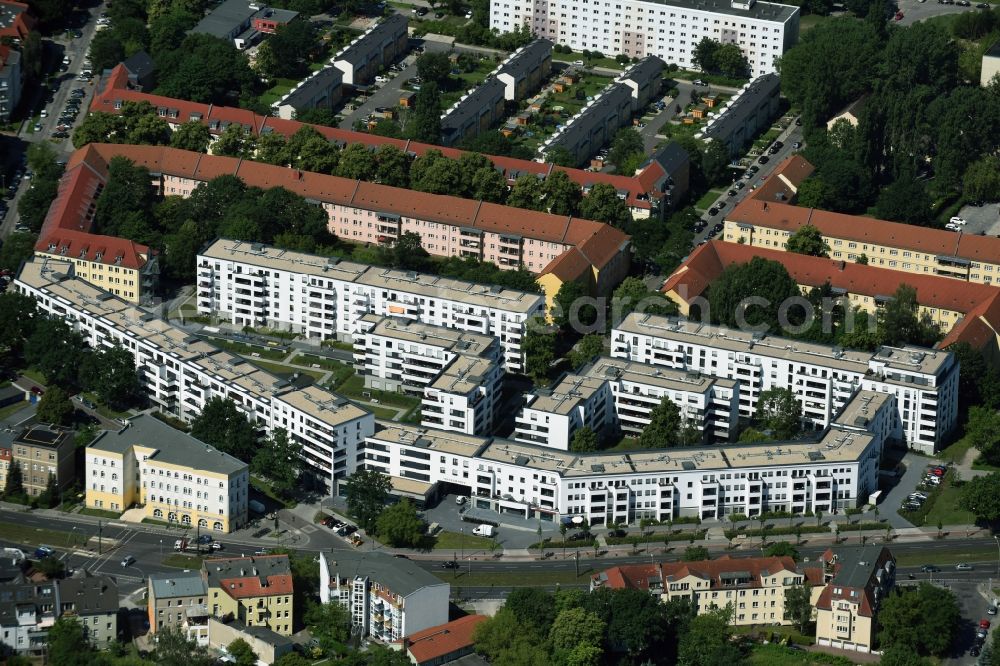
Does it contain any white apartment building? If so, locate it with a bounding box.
[364,388,895,524]
[196,239,545,372]
[15,258,375,493]
[355,315,503,435]
[514,357,740,449]
[85,415,249,532]
[515,374,614,449]
[611,313,958,454]
[491,0,800,77]
[319,551,449,642]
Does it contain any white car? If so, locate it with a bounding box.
[375,75,389,83]
[40,109,48,118]
[945,223,959,231]
[950,216,967,225]
[572,59,584,66]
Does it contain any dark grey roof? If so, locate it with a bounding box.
[497,39,553,80]
[0,1,28,30]
[334,14,408,67]
[986,40,1000,59]
[215,617,293,647]
[441,78,506,140]
[149,572,207,599]
[702,73,780,143]
[278,66,343,110]
[15,424,73,451]
[0,580,56,625]
[620,56,665,89]
[57,575,119,616]
[324,551,446,597]
[122,50,156,79]
[190,0,257,38]
[88,414,248,476]
[652,141,689,175]
[829,545,892,590]
[547,83,633,154]
[202,555,291,590]
[646,0,797,22]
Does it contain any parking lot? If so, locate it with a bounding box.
[954,203,1000,237]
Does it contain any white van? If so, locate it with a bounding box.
[472,524,494,538]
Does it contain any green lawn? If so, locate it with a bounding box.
[937,433,975,464]
[247,359,326,382]
[695,188,725,211]
[162,554,206,569]
[259,77,300,107]
[22,368,46,384]
[552,51,626,71]
[0,520,80,548]
[337,374,421,408]
[749,644,851,666]
[203,337,289,361]
[251,475,297,509]
[79,507,121,519]
[359,403,402,419]
[432,530,497,551]
[921,481,976,526]
[798,14,831,32]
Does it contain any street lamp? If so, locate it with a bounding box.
[994,535,999,576]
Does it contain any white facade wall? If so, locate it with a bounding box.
[491,0,799,77]
[15,260,375,491]
[610,314,958,454]
[514,379,614,449]
[196,245,545,372]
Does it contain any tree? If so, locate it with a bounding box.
[507,175,545,211]
[274,654,312,666]
[784,584,813,632]
[756,388,801,439]
[155,34,257,105]
[226,639,257,666]
[879,284,940,348]
[568,335,604,369]
[714,43,750,79]
[376,498,425,547]
[958,473,1000,524]
[552,280,594,330]
[542,170,581,216]
[964,156,1000,202]
[170,121,212,152]
[879,645,931,666]
[417,51,453,85]
[0,232,38,275]
[25,318,85,389]
[545,146,576,167]
[3,460,24,498]
[608,128,644,172]
[17,177,60,231]
[570,427,599,452]
[523,322,556,380]
[261,20,316,78]
[549,607,605,655]
[212,123,256,158]
[336,143,378,180]
[89,28,126,72]
[612,277,676,323]
[343,468,392,532]
[251,429,299,497]
[638,398,687,449]
[878,583,960,657]
[683,545,709,560]
[785,224,829,257]
[579,183,632,228]
[707,257,802,332]
[763,541,798,559]
[410,150,462,195]
[190,397,258,463]
[94,157,157,240]
[473,608,549,666]
[295,107,339,127]
[374,145,412,187]
[36,386,74,426]
[470,166,508,203]
[91,344,142,410]
[36,552,66,577]
[677,607,746,666]
[153,624,214,666]
[505,588,557,634]
[700,140,731,186]
[581,588,680,661]
[692,37,719,73]
[409,82,443,144]
[873,176,934,227]
[47,617,93,666]
[303,600,350,656]
[342,645,414,666]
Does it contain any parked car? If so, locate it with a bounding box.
[949,216,967,226]
[567,531,591,542]
[607,529,626,538]
[195,534,212,545]
[920,564,940,572]
[120,555,136,567]
[441,560,458,569]
[728,189,737,197]
[757,155,769,165]
[708,206,719,216]
[34,546,54,558]
[989,604,998,616]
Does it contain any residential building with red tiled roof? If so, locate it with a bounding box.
[591,555,806,626]
[0,1,34,42]
[71,143,630,309]
[90,64,688,216]
[201,555,294,636]
[724,157,1000,285]
[813,545,895,654]
[33,152,158,304]
[403,615,488,666]
[661,241,1000,359]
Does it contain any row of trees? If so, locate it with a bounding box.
[781,18,1000,215]
[691,38,751,79]
[704,256,942,351]
[342,468,427,547]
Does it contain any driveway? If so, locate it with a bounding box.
[956,203,1000,237]
[877,450,936,528]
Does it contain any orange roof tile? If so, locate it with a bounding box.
[593,555,799,592]
[217,574,293,599]
[404,615,487,665]
[541,247,591,284]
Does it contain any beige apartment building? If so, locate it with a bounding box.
[591,556,806,626]
[813,546,895,654]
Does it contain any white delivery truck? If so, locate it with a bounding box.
[472,524,495,538]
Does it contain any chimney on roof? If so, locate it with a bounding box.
[297,170,303,180]
[838,261,846,271]
[763,202,768,211]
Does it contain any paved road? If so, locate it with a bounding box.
[896,0,984,25]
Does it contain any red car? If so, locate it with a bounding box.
[981,619,991,630]
[894,10,904,20]
[931,467,946,477]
